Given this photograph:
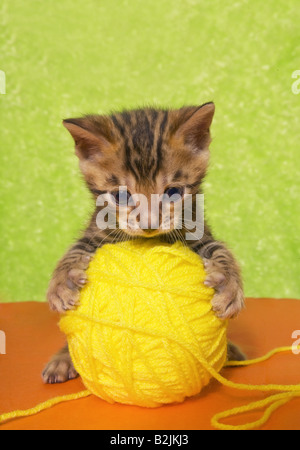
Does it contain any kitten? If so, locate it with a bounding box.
[42,103,245,384]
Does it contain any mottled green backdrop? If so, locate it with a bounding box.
[0,0,299,302]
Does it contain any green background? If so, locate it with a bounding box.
[0,0,299,303]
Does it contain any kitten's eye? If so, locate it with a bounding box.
[164,187,184,200]
[111,190,131,206]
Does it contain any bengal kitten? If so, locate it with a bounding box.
[42,103,245,384]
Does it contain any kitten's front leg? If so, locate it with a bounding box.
[47,238,97,313]
[42,344,78,384]
[196,240,245,319]
[44,233,101,383]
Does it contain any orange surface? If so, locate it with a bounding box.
[0,298,300,430]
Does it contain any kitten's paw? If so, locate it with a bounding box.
[67,268,88,288]
[227,341,247,362]
[211,281,244,319]
[203,258,244,319]
[47,282,80,313]
[42,353,78,384]
[47,255,91,313]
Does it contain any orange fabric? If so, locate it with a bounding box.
[0,298,300,430]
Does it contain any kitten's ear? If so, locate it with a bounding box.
[63,117,114,160]
[174,103,215,152]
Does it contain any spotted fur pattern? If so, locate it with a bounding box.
[43,103,245,384]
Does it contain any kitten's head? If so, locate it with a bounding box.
[63,103,215,238]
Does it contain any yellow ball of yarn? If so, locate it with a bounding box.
[59,239,228,408]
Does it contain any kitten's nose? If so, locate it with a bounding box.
[139,211,152,230]
[139,204,159,230]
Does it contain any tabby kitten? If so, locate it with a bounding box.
[42,103,245,384]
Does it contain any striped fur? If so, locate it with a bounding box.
[43,103,245,384]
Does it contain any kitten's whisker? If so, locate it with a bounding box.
[174,229,187,247]
[96,228,120,247]
[111,229,124,244]
[168,230,177,244]
[83,225,117,249]
[83,228,103,248]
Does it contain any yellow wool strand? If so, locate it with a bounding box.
[0,390,91,424]
[1,241,299,430]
